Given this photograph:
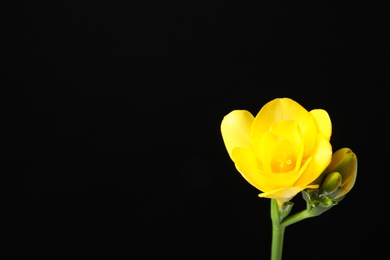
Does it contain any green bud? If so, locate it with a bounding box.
[301,148,357,217]
[324,148,358,199]
[321,195,337,207]
[321,172,342,194]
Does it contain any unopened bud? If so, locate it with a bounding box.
[325,148,358,199]
[321,172,342,194]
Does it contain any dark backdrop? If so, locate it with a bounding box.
[2,1,388,259]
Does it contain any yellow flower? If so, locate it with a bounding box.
[221,97,333,203]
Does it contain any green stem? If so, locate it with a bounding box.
[270,199,316,260]
[270,199,285,260]
[271,220,285,260]
[280,209,313,228]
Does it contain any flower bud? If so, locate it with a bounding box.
[324,147,358,199]
[321,172,342,194]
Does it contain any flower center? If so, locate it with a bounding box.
[272,150,295,173]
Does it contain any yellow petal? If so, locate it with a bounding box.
[231,147,268,191]
[294,133,332,186]
[310,109,332,140]
[221,110,254,160]
[251,98,317,159]
[258,184,319,202]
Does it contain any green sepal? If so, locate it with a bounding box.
[279,201,294,222]
[302,189,339,217]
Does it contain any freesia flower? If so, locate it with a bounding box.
[221,97,333,203]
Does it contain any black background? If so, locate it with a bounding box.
[2,1,389,259]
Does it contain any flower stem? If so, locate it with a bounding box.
[280,209,312,228]
[270,199,315,260]
[270,199,285,260]
[271,220,285,260]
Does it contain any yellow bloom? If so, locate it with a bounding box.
[221,97,333,203]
